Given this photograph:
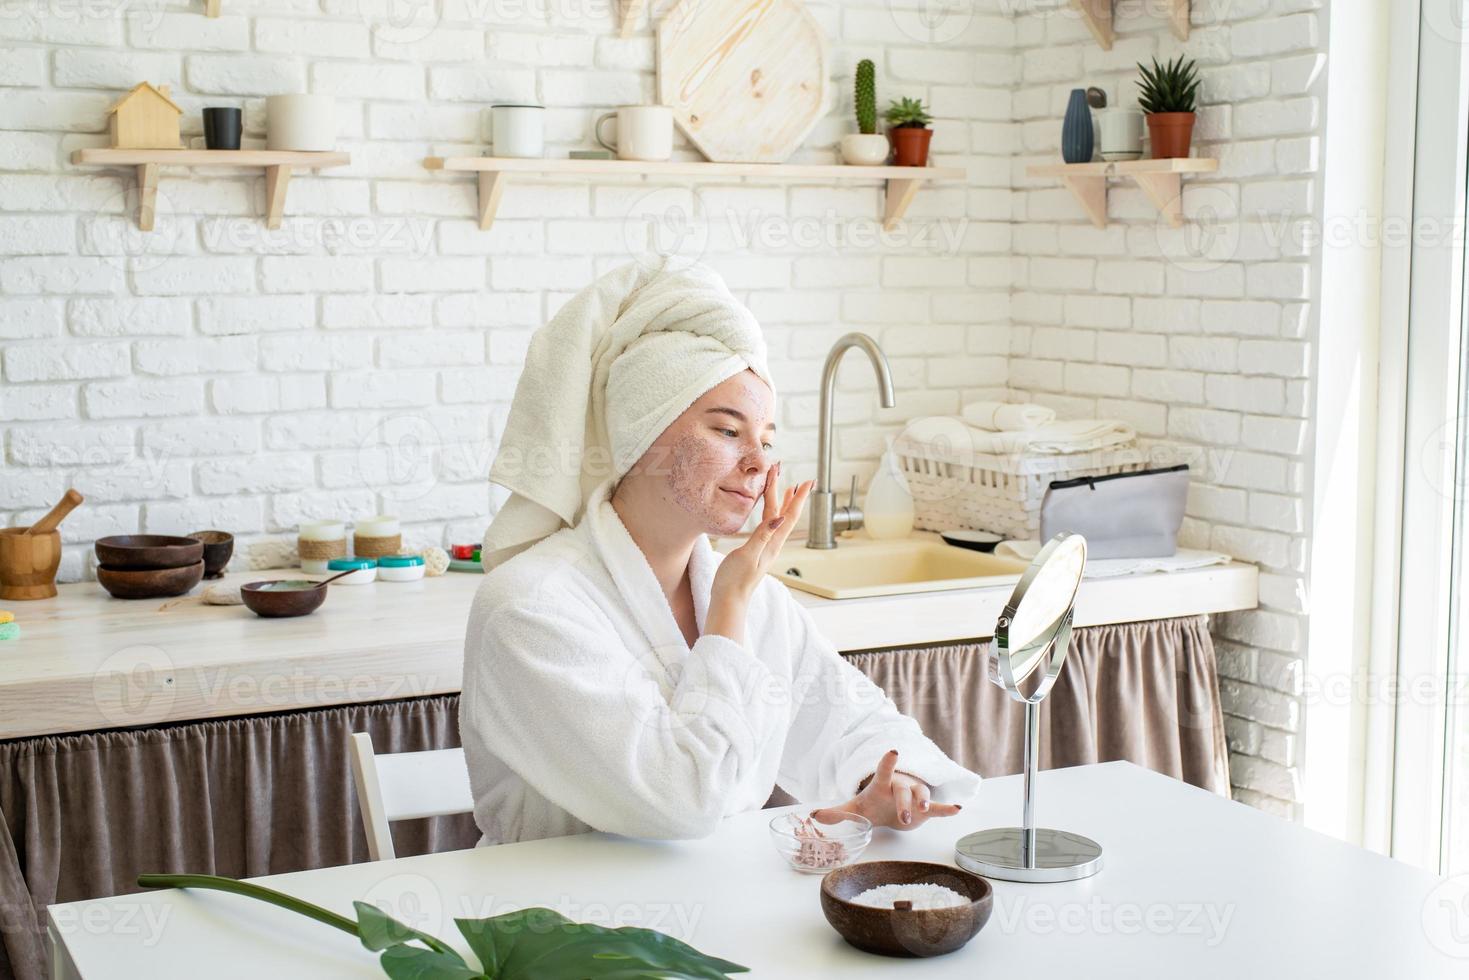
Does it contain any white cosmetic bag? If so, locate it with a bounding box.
[1038,464,1190,559]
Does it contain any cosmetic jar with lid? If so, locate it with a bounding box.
[377,554,426,582]
[327,557,377,584]
[354,515,401,559]
[299,521,347,574]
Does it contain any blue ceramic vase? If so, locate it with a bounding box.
[1062,88,1094,164]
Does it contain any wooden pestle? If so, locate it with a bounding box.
[26,489,84,535]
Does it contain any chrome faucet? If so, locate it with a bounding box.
[806,332,896,549]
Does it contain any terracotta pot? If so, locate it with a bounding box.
[1146,111,1195,159]
[890,126,932,167]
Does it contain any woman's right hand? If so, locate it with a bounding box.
[706,461,813,645]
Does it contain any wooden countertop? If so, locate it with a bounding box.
[0,558,1257,740]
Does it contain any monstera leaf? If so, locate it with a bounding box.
[138,874,749,980]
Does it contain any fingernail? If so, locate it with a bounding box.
[769,515,785,530]
[954,804,963,811]
[888,748,899,755]
[920,800,929,812]
[900,810,911,824]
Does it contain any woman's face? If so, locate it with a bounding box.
[622,369,777,536]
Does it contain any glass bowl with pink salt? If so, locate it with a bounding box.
[769,811,872,874]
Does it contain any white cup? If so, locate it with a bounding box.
[1097,108,1144,161]
[594,105,674,161]
[265,95,336,151]
[491,104,545,158]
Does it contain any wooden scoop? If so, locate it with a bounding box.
[27,489,83,535]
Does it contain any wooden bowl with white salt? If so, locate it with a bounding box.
[820,860,992,958]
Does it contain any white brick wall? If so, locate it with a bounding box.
[1,0,1327,816]
[0,1,1014,583]
[1007,0,1325,816]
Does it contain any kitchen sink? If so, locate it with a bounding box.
[767,536,1030,600]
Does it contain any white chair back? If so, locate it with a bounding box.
[349,732,474,862]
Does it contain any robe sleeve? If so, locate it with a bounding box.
[462,596,779,840]
[770,586,982,805]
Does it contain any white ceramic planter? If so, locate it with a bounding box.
[1097,108,1144,161]
[265,95,336,152]
[841,133,891,166]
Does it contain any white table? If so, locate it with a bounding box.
[49,762,1457,978]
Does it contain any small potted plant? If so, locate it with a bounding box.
[841,59,889,165]
[1136,55,1200,159]
[885,96,933,167]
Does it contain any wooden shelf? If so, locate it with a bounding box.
[422,156,967,231]
[619,0,646,37]
[1071,0,1190,48]
[70,148,351,231]
[1027,157,1218,228]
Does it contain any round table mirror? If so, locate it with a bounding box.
[956,531,1103,883]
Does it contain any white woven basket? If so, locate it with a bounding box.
[891,430,1152,539]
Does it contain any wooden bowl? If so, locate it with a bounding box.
[97,560,205,600]
[95,535,203,570]
[240,579,328,618]
[0,527,62,601]
[187,530,234,579]
[819,860,993,958]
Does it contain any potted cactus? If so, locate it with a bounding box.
[885,96,933,167]
[841,59,890,165]
[1136,55,1200,159]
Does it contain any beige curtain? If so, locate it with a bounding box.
[0,695,477,980]
[845,615,1230,794]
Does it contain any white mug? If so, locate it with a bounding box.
[595,105,673,161]
[266,95,336,151]
[1097,108,1144,161]
[491,104,544,158]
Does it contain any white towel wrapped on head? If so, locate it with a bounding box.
[483,255,774,571]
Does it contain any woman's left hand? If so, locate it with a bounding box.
[809,749,963,831]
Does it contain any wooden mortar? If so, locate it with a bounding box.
[0,489,82,601]
[0,529,62,600]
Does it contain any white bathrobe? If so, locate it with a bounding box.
[460,482,983,846]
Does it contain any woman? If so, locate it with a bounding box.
[460,255,980,846]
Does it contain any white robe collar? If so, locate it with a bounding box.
[581,479,719,671]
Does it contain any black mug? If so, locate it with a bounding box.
[203,107,242,150]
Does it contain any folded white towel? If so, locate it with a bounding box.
[897,416,1136,458]
[482,255,774,571]
[995,539,1231,578]
[961,401,1055,431]
[1021,419,1136,454]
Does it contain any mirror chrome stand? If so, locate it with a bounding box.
[955,691,1103,882]
[956,533,1103,883]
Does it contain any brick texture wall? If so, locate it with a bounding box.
[1008,0,1325,816]
[0,0,1014,577]
[1,0,1325,814]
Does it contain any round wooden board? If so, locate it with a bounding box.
[657,0,829,164]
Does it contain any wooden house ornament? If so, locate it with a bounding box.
[107,82,182,150]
